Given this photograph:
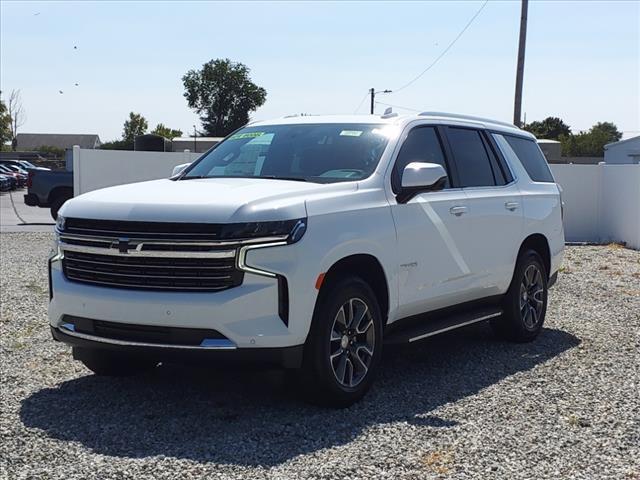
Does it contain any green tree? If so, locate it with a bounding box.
[151,123,183,139]
[590,122,622,142]
[0,95,12,148]
[524,117,571,140]
[182,58,267,136]
[560,121,623,157]
[122,112,148,144]
[99,139,130,150]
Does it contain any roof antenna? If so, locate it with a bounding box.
[381,107,398,119]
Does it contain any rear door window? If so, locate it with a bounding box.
[446,128,496,187]
[503,135,555,182]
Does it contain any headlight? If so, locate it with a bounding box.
[221,218,307,243]
[55,214,65,232]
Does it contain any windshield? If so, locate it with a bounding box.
[181,123,391,183]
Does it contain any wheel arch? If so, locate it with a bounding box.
[317,254,390,325]
[48,186,73,205]
[519,233,551,279]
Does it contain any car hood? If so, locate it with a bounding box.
[60,177,357,223]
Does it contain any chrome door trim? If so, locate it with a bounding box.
[408,311,502,343]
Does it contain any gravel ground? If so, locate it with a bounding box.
[1,232,638,480]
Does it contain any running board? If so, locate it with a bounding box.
[384,308,503,345]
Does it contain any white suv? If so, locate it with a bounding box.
[49,112,564,407]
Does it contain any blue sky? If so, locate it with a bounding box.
[1,1,638,140]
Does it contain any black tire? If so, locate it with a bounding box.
[73,347,157,377]
[491,249,548,342]
[50,194,70,220]
[298,276,383,408]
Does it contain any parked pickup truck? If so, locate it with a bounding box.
[49,112,564,407]
[24,169,73,220]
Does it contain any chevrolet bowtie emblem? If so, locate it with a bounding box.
[118,238,130,253]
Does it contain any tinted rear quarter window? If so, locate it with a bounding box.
[504,135,554,182]
[446,128,496,187]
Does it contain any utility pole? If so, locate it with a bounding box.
[513,0,529,127]
[369,88,392,115]
[193,125,197,152]
[370,88,375,114]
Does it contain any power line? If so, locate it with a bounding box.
[392,0,489,94]
[353,91,370,114]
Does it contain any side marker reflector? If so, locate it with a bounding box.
[315,273,325,290]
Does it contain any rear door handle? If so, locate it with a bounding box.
[505,201,520,211]
[449,206,468,216]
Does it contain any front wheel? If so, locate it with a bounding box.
[298,276,383,408]
[491,249,548,342]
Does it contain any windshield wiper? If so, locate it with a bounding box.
[180,175,309,182]
[179,175,206,180]
[257,175,308,182]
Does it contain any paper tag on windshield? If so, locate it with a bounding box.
[339,130,363,137]
[229,132,265,140]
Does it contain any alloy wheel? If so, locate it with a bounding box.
[329,298,376,388]
[520,264,545,330]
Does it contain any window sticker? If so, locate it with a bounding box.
[339,130,363,137]
[229,132,265,140]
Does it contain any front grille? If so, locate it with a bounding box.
[64,217,299,241]
[63,250,243,291]
[63,316,227,346]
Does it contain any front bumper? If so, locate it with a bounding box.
[49,260,302,348]
[51,325,304,368]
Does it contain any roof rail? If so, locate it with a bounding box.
[418,111,517,129]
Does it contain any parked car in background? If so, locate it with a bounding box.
[3,164,30,176]
[49,112,564,407]
[0,165,27,188]
[0,159,51,171]
[23,169,73,219]
[0,174,13,191]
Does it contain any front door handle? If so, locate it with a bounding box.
[505,201,520,211]
[449,206,468,216]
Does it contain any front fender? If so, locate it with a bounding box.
[246,207,398,344]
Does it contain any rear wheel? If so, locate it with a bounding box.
[491,249,548,342]
[298,276,383,408]
[73,347,157,377]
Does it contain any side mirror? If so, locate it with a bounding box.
[171,162,191,177]
[398,162,447,203]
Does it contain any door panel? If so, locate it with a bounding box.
[391,189,477,319]
[442,126,524,296]
[462,185,523,295]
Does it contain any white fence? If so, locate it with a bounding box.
[550,164,640,249]
[72,146,200,196]
[71,148,640,249]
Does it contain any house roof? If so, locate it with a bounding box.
[604,135,640,150]
[16,133,101,150]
